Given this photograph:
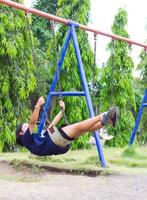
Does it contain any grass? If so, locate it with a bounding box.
[104,146,147,174]
[0,146,147,176]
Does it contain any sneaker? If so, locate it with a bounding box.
[111,107,119,127]
[102,107,119,127]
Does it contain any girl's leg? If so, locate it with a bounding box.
[71,114,102,131]
[87,121,103,132]
[61,115,103,138]
[61,107,119,138]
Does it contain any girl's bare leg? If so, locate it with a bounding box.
[61,107,119,139]
[61,115,103,138]
[86,122,103,132]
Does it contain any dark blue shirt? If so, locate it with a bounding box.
[22,128,70,156]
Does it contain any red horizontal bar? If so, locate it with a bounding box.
[0,0,147,49]
[80,24,147,49]
[0,0,69,25]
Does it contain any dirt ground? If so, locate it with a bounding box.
[0,162,147,200]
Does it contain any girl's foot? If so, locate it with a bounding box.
[102,107,119,127]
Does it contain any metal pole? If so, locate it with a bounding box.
[0,0,147,49]
[37,28,71,135]
[70,24,106,167]
[129,89,147,144]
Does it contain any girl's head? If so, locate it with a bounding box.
[16,123,29,146]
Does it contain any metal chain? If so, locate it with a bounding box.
[42,104,69,127]
[51,21,62,100]
[41,105,52,128]
[110,39,115,105]
[25,12,36,66]
[92,33,97,96]
[145,47,147,56]
[51,21,69,125]
[62,110,70,125]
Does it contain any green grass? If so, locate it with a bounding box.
[104,146,147,174]
[0,146,147,176]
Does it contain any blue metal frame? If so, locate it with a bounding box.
[129,88,147,145]
[38,23,106,167]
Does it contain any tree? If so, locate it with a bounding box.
[0,2,36,151]
[133,77,147,145]
[28,0,58,107]
[32,0,58,52]
[135,40,147,145]
[138,46,147,88]
[100,8,136,147]
[46,0,95,149]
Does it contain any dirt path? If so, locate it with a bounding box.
[0,162,147,200]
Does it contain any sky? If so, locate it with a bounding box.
[89,0,147,72]
[25,0,147,75]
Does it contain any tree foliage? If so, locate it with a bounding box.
[135,42,147,145]
[138,46,147,88]
[0,3,36,151]
[32,0,58,51]
[28,0,58,107]
[100,8,136,147]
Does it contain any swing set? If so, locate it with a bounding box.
[0,0,147,167]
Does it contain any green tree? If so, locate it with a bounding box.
[100,8,135,147]
[32,0,58,51]
[28,0,58,106]
[0,3,36,151]
[138,45,147,88]
[46,0,95,149]
[135,42,147,145]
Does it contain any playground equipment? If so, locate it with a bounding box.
[129,88,147,145]
[0,0,147,167]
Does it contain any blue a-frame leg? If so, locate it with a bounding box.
[129,88,147,145]
[38,22,106,167]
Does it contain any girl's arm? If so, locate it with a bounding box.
[29,96,45,133]
[48,100,65,128]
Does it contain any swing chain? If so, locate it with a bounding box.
[62,109,70,125]
[111,39,115,72]
[110,38,115,105]
[144,47,147,55]
[42,103,69,127]
[111,39,115,74]
[92,33,97,95]
[51,21,62,100]
[51,21,69,125]
[41,105,52,128]
[94,33,97,70]
[25,12,36,65]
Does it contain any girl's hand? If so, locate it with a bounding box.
[36,96,45,107]
[59,100,65,111]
